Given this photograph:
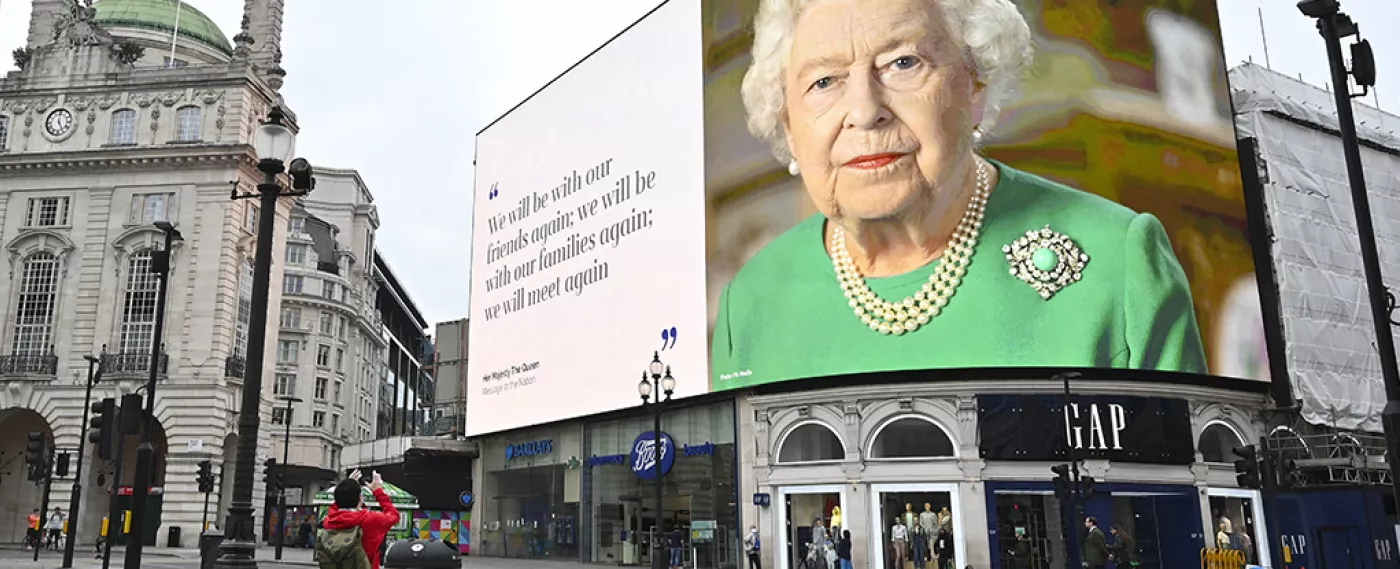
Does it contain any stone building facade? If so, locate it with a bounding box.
[0,0,294,545]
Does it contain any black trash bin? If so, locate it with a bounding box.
[384,539,462,569]
[199,529,224,569]
[168,526,181,548]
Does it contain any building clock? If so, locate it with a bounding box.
[45,108,74,138]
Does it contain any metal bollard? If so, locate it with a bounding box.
[200,529,225,569]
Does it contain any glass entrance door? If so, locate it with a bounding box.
[777,485,847,569]
[869,484,961,569]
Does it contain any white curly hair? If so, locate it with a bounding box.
[740,0,1034,164]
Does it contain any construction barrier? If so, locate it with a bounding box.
[1201,548,1246,569]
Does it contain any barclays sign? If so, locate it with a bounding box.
[630,431,675,480]
[506,439,553,461]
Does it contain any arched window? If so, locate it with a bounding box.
[109,109,137,145]
[118,250,159,355]
[777,422,845,463]
[175,106,201,142]
[0,115,11,150]
[11,252,59,355]
[1198,423,1245,463]
[869,416,955,459]
[234,260,253,358]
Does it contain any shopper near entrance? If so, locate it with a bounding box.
[46,507,65,550]
[1109,524,1138,567]
[1082,517,1109,569]
[836,530,853,569]
[25,509,40,550]
[744,526,762,569]
[666,528,684,569]
[713,0,1207,387]
[318,469,399,569]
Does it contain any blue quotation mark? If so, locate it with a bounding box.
[488,182,500,200]
[660,327,678,350]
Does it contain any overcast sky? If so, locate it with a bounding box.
[0,0,1396,329]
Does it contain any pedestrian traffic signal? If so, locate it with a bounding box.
[1050,463,1071,500]
[1233,445,1261,489]
[55,452,70,478]
[89,397,117,460]
[197,460,215,493]
[1081,475,1097,501]
[25,432,47,481]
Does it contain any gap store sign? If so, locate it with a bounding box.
[585,431,714,479]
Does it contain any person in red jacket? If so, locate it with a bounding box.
[323,469,399,569]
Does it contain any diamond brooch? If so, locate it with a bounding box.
[1002,225,1089,300]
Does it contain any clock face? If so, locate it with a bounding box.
[45,109,74,137]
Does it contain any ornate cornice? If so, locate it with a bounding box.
[0,144,256,174]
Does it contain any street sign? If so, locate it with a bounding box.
[187,439,205,453]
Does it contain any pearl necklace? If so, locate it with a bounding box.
[830,162,991,335]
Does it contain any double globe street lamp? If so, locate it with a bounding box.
[214,106,315,569]
[638,352,676,569]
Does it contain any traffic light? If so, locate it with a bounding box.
[197,460,215,493]
[1081,475,1097,501]
[89,397,117,460]
[55,452,70,478]
[25,432,46,481]
[1275,453,1298,489]
[1050,463,1071,500]
[1233,445,1261,489]
[263,458,280,492]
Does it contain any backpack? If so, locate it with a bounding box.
[1225,532,1245,551]
[316,526,370,569]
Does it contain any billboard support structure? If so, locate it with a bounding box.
[1296,0,1400,507]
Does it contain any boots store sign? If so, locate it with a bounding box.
[977,394,1195,464]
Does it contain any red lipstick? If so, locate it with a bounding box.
[844,153,906,170]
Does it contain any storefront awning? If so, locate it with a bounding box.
[312,482,420,509]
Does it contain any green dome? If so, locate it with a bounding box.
[95,0,234,56]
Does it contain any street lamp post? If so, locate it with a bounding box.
[1295,0,1400,512]
[123,221,183,569]
[637,352,675,569]
[215,106,315,569]
[274,395,302,561]
[61,354,103,569]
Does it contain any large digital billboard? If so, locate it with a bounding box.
[468,0,1267,437]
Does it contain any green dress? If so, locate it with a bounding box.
[710,160,1206,388]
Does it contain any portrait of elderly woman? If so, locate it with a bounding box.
[709,0,1208,388]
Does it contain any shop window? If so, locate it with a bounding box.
[580,401,740,567]
[1198,423,1244,463]
[868,416,954,459]
[777,422,844,463]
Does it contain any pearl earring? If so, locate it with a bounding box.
[788,160,801,176]
[971,126,984,144]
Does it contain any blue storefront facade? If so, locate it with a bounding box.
[985,481,1204,569]
[1264,488,1398,569]
[471,399,741,567]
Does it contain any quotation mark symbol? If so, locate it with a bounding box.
[660,326,678,351]
[488,182,500,200]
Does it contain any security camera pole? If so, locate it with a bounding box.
[1295,0,1399,506]
[214,106,315,569]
